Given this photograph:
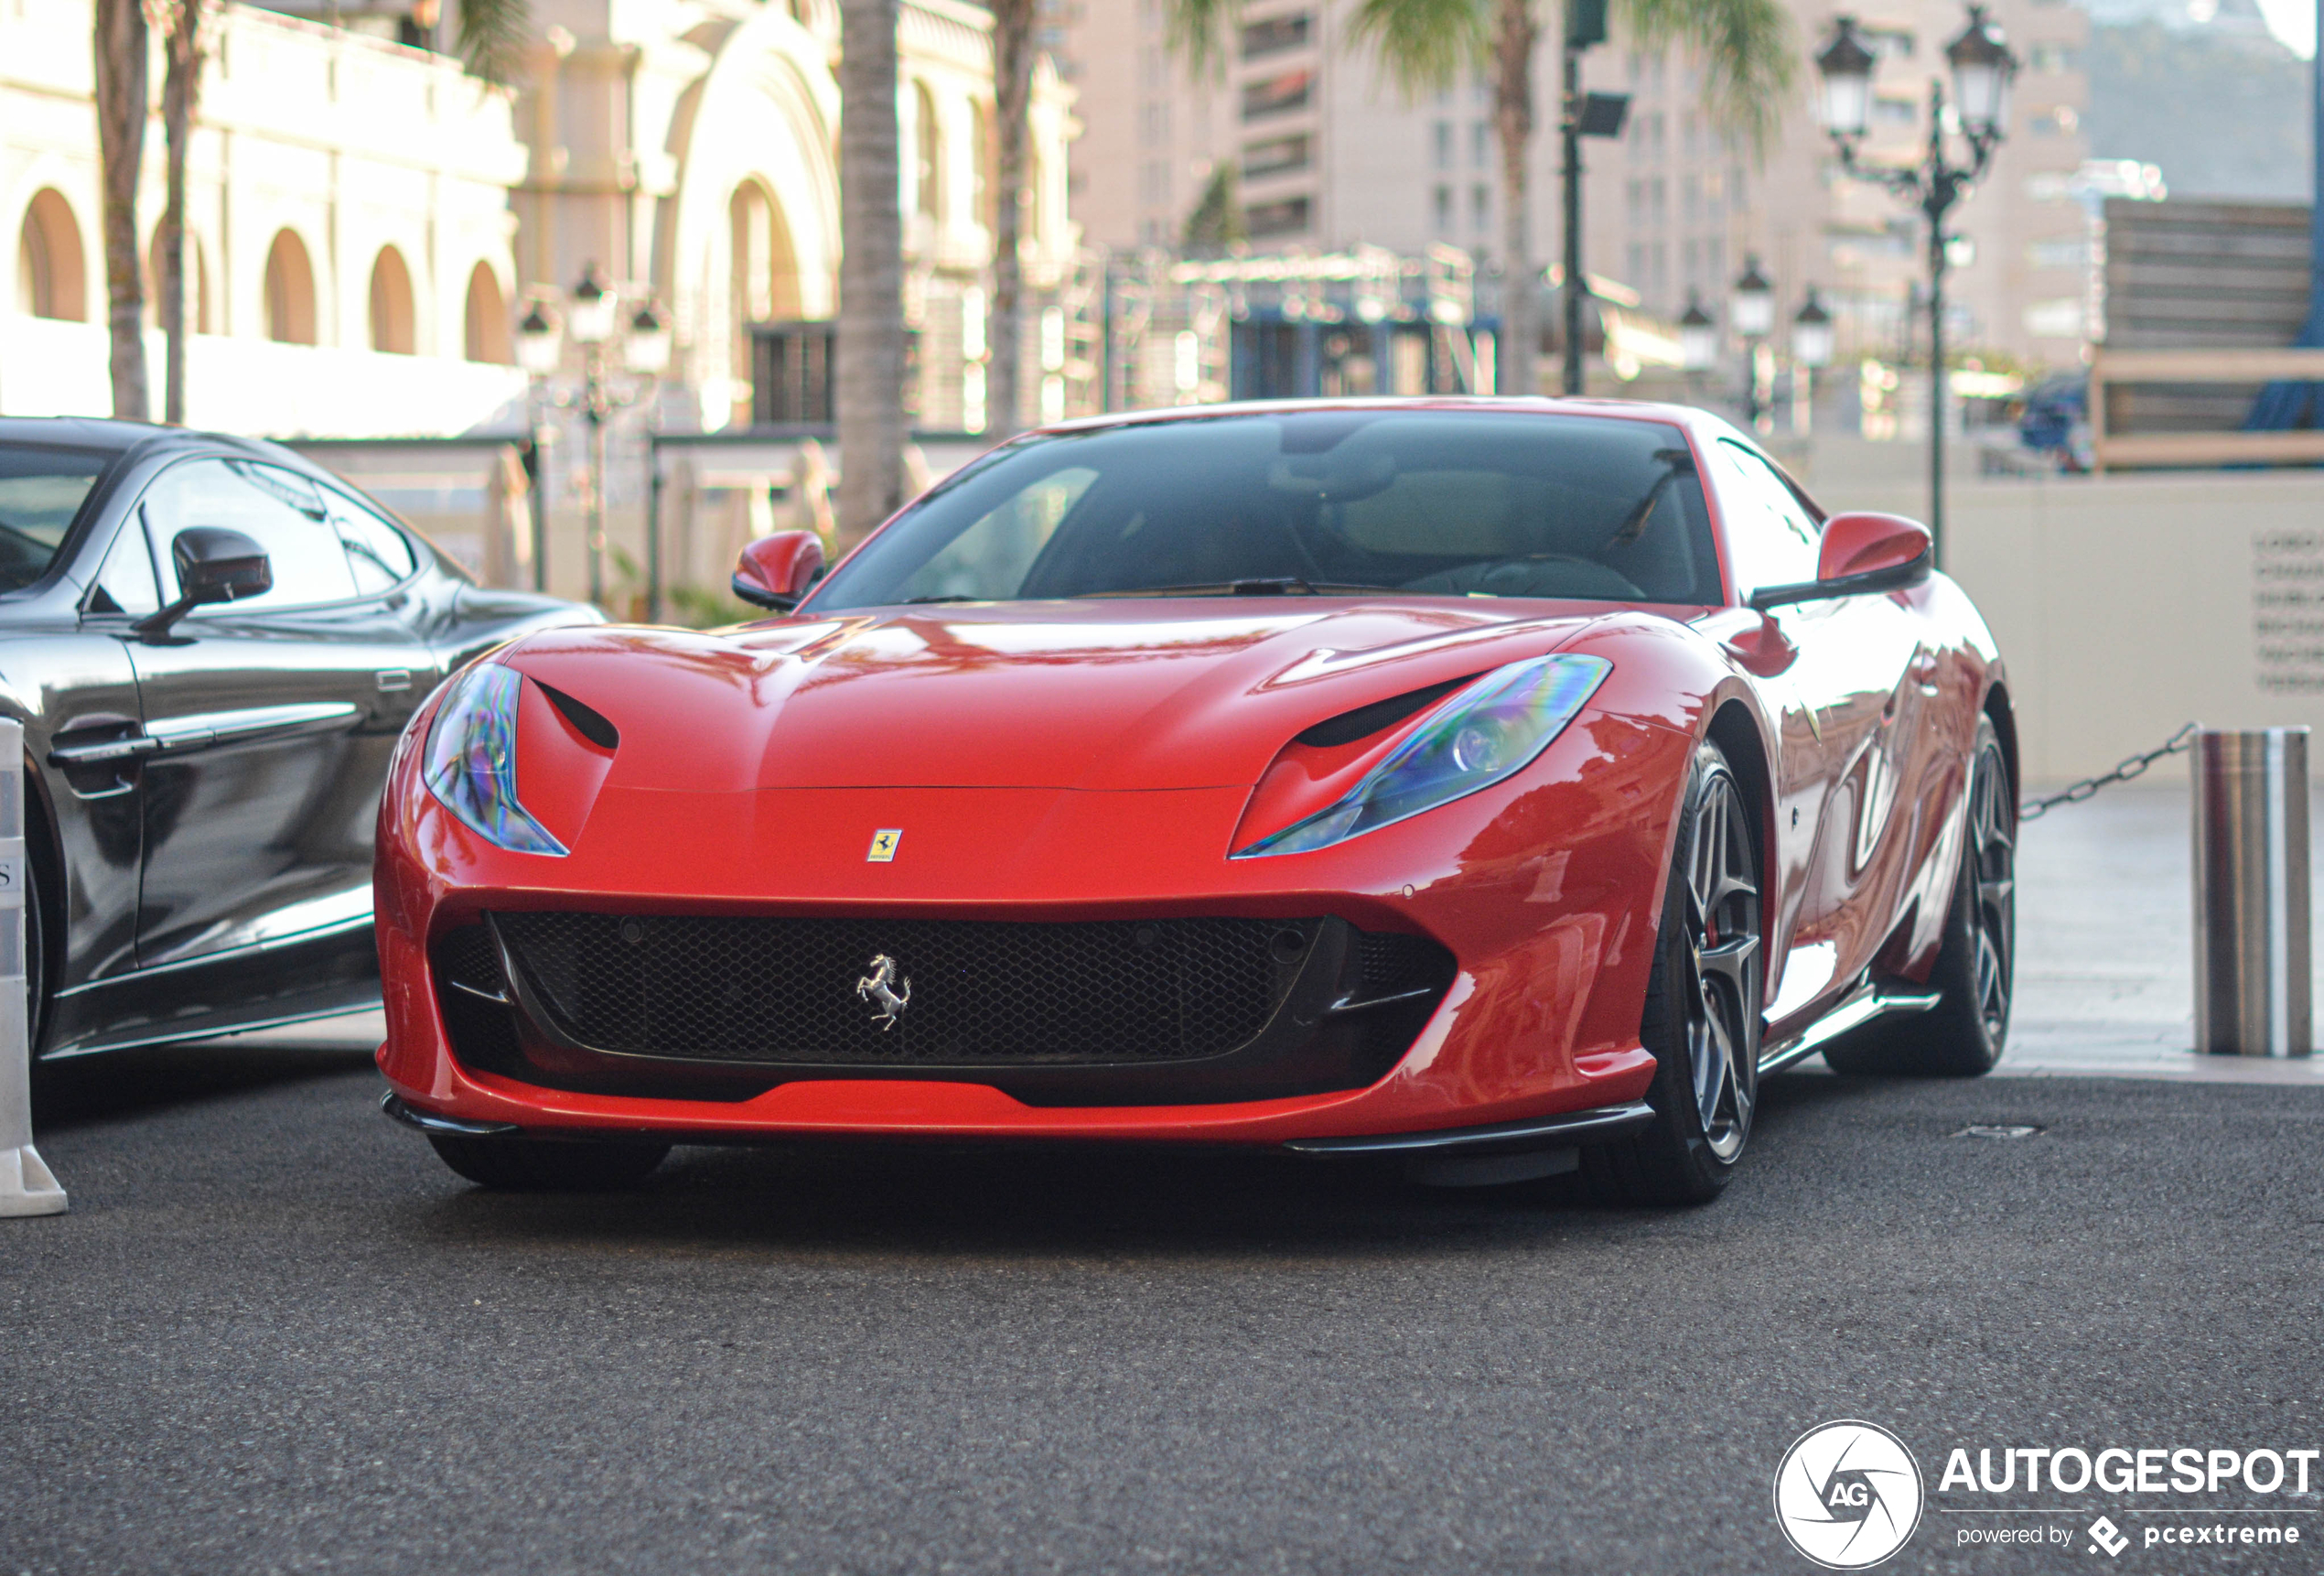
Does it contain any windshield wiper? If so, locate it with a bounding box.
[1074,578,1389,599]
[901,595,979,604]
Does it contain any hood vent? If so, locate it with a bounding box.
[1294,675,1477,750]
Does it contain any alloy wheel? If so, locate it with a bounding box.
[1967,738,2016,1042]
[1684,771,1763,1162]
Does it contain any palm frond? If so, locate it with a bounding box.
[1619,0,1796,155]
[1345,0,1490,100]
[1164,0,1242,79]
[456,0,532,87]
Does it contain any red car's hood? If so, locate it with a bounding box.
[503,601,1625,792]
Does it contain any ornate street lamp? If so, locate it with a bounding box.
[1815,5,2017,562]
[1791,286,1834,434]
[1678,295,1717,374]
[516,264,670,614]
[1731,256,1775,430]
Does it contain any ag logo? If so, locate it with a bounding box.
[1772,1420,1924,1569]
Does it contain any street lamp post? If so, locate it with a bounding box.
[1730,256,1774,432]
[1815,6,2017,565]
[513,301,560,596]
[1791,286,1834,434]
[513,264,671,615]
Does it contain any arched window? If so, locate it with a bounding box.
[727,181,804,426]
[463,263,510,363]
[913,83,942,222]
[368,245,415,354]
[263,231,317,345]
[145,228,214,333]
[16,189,87,321]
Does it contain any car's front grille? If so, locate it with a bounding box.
[490,912,1315,1066]
[427,912,1457,1106]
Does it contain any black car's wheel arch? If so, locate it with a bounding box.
[17,735,66,1053]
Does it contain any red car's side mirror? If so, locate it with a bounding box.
[1748,512,1933,610]
[732,531,826,611]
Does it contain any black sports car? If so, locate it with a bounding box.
[0,417,593,1060]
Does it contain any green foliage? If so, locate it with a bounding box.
[1624,0,1796,156]
[1165,0,1240,78]
[1345,0,1490,98]
[1183,163,1248,250]
[455,0,532,87]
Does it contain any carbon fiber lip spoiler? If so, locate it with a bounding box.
[1280,1100,1655,1158]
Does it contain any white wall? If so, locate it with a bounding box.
[1845,468,2324,783]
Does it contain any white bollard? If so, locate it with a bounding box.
[0,718,64,1216]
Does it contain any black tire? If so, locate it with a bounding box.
[426,1133,671,1192]
[1581,739,1765,1205]
[1825,716,2015,1077]
[22,828,48,1054]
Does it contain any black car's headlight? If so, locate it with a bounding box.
[1233,653,1611,858]
[421,663,567,857]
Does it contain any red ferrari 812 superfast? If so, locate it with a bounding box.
[374,399,2017,1203]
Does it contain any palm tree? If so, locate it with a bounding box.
[985,0,1035,438]
[836,0,908,546]
[154,0,211,426]
[92,0,148,421]
[1169,0,1794,395]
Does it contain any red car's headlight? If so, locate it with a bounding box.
[1232,653,1611,858]
[421,663,569,857]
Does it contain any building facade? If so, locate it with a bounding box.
[1060,0,2093,386]
[3,1,530,434]
[4,0,1079,439]
[514,0,1078,435]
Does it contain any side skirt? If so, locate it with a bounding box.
[1757,978,1942,1077]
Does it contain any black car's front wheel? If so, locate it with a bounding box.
[1582,739,1764,1205]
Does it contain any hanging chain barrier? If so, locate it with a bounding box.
[2017,722,2199,823]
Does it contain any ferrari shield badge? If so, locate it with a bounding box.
[856,954,911,1030]
[866,828,901,862]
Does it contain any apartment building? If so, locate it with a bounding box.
[1062,0,2092,380]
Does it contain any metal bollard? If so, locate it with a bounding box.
[0,718,65,1214]
[2191,727,2312,1056]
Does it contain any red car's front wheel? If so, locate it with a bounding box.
[1583,739,1764,1204]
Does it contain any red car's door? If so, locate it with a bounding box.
[1708,439,1930,1033]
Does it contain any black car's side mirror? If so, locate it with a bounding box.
[134,528,273,642]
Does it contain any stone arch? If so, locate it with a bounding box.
[661,5,841,421]
[16,189,87,321]
[368,245,416,354]
[263,230,317,345]
[463,262,511,363]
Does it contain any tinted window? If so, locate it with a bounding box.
[812,412,1724,609]
[1711,440,1822,593]
[143,459,360,610]
[0,445,111,592]
[324,487,418,594]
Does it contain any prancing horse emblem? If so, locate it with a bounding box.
[856,954,911,1030]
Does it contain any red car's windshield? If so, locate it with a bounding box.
[809,410,1721,609]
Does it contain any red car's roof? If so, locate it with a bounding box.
[1018,394,1723,443]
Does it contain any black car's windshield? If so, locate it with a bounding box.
[810,409,1722,610]
[0,445,112,592]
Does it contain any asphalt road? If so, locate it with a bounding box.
[4,1050,2320,1574]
